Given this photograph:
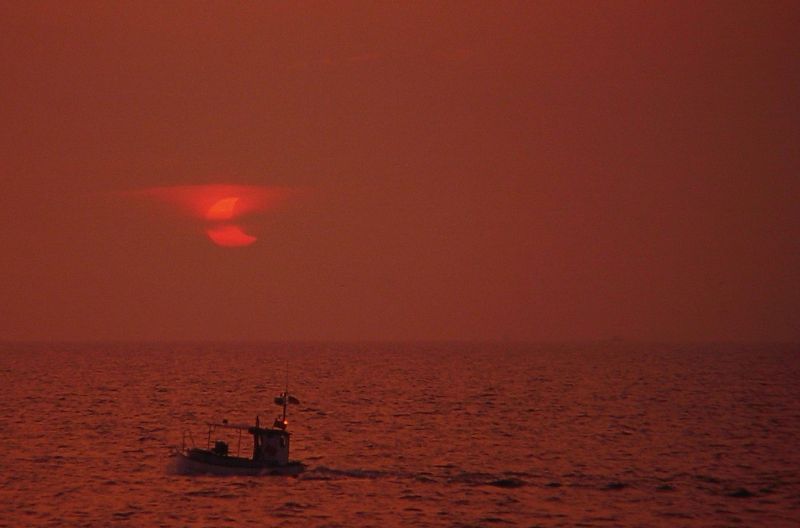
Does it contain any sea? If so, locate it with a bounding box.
[0,342,798,527]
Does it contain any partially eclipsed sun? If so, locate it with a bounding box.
[206,224,257,247]
[205,197,257,247]
[128,184,302,248]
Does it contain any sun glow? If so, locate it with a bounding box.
[133,184,292,220]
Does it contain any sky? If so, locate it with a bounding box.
[1,1,798,342]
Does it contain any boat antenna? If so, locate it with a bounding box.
[282,360,289,425]
[273,360,299,430]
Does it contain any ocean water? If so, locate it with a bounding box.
[0,342,798,527]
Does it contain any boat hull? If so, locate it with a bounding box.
[174,450,305,477]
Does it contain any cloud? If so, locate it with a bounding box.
[125,184,297,219]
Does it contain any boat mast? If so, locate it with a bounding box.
[273,361,298,430]
[282,361,289,424]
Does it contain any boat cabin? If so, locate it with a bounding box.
[250,423,290,465]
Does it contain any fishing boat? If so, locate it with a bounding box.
[174,390,304,476]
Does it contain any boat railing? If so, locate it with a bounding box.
[204,422,246,458]
[181,430,196,451]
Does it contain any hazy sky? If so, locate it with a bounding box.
[1,2,798,342]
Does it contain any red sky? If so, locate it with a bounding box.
[1,1,798,342]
